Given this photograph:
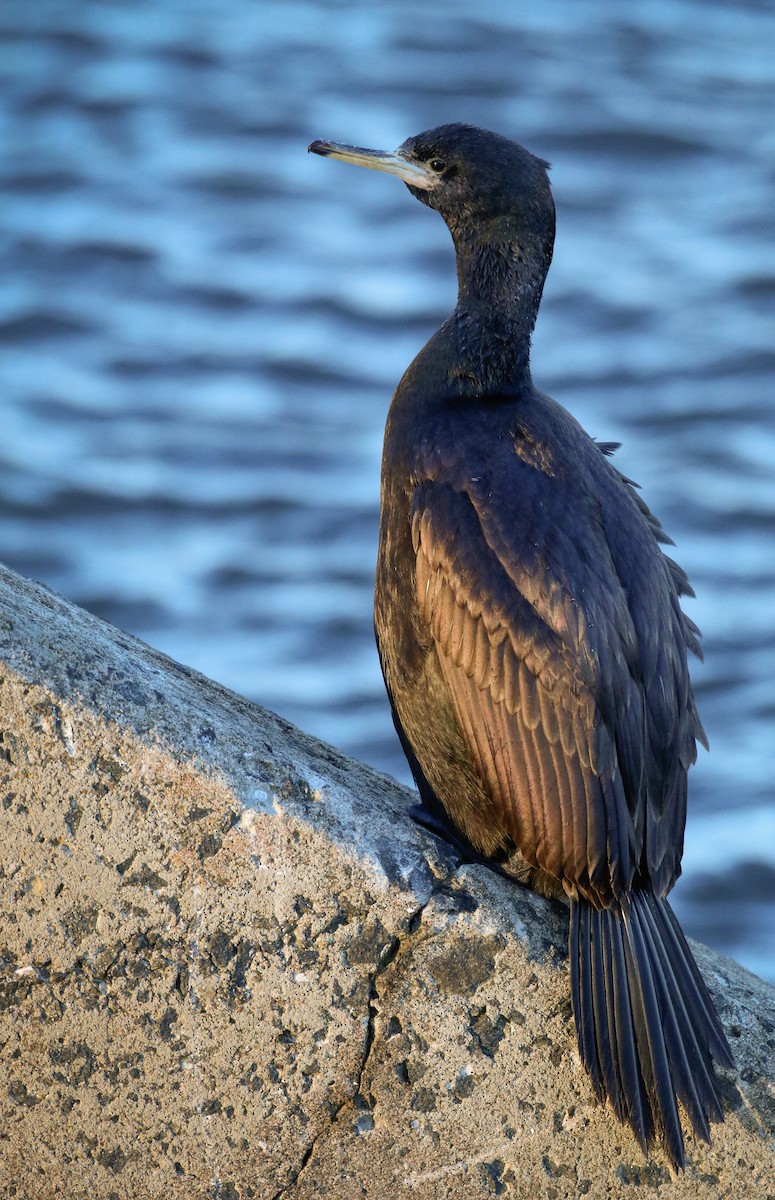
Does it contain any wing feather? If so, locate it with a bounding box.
[409,459,701,906]
[412,481,641,902]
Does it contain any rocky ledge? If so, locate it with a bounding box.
[0,563,773,1200]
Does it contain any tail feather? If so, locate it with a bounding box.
[571,903,604,1101]
[608,911,652,1148]
[652,894,733,1070]
[569,889,732,1169]
[591,910,626,1122]
[636,897,719,1131]
[620,902,685,1167]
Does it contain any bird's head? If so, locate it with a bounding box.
[309,123,554,250]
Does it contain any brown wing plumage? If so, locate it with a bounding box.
[410,467,696,907]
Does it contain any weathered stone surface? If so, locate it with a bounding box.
[0,562,773,1200]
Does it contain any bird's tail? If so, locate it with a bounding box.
[569,888,733,1169]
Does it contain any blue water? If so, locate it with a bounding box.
[2,0,774,980]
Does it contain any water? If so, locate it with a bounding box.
[2,0,774,980]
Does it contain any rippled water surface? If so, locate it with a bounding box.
[2,0,774,979]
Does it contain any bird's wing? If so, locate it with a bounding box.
[411,467,697,905]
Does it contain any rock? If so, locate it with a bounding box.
[0,562,773,1200]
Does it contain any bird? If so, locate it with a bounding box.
[308,123,733,1169]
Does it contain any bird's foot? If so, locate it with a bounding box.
[409,800,511,878]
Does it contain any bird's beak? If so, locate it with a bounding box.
[308,140,436,190]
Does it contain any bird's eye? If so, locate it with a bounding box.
[428,158,447,173]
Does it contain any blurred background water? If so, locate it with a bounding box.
[1,0,774,980]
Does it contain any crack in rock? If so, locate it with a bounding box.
[269,886,438,1199]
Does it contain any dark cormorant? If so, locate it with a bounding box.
[309,123,732,1168]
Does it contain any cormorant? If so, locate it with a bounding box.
[309,123,732,1168]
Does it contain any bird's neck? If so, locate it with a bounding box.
[448,225,551,394]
